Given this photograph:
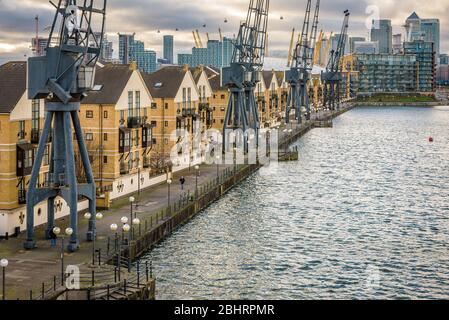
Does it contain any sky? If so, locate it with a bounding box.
[1,0,449,66]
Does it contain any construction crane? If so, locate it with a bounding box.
[192,30,200,48]
[196,29,204,48]
[25,0,107,251]
[285,0,320,123]
[219,28,223,42]
[321,10,350,111]
[313,30,323,65]
[221,0,269,150]
[287,28,295,67]
[322,31,333,67]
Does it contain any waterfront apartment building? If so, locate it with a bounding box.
[353,41,379,54]
[80,62,156,206]
[404,40,436,92]
[143,65,205,166]
[261,71,281,127]
[203,66,230,132]
[355,54,418,94]
[370,19,392,54]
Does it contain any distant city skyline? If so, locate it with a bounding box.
[1,0,449,65]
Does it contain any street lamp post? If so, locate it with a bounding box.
[1,258,8,300]
[84,212,103,266]
[167,179,172,214]
[120,216,129,244]
[233,147,237,174]
[129,196,135,240]
[122,223,130,275]
[194,165,199,198]
[53,227,73,286]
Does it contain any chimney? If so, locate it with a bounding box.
[129,61,137,71]
[182,64,189,72]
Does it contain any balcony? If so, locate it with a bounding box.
[143,156,150,168]
[31,128,40,144]
[199,102,211,112]
[17,143,34,177]
[120,162,129,175]
[119,127,131,153]
[182,108,194,117]
[18,189,26,204]
[127,116,142,129]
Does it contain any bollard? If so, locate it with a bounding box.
[98,249,101,266]
[124,279,127,294]
[150,260,153,278]
[91,270,95,287]
[41,283,45,299]
[107,237,110,255]
[53,275,56,291]
[114,267,117,283]
[137,261,140,287]
[107,284,110,301]
[29,290,33,300]
[145,261,149,282]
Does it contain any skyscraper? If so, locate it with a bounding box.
[222,37,234,67]
[392,34,403,54]
[118,33,135,64]
[119,33,157,73]
[163,35,174,64]
[405,13,440,56]
[404,40,436,92]
[370,19,392,54]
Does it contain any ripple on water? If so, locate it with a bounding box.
[137,107,449,300]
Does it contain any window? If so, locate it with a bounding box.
[151,121,157,127]
[221,94,225,99]
[135,91,141,118]
[165,103,168,110]
[32,100,40,130]
[188,88,192,107]
[43,145,49,166]
[86,110,94,118]
[103,133,108,141]
[152,138,157,145]
[120,110,125,121]
[128,91,134,118]
[86,133,93,141]
[182,88,187,108]
[134,151,139,167]
[135,130,139,147]
[24,149,33,168]
[164,138,169,145]
[165,121,169,127]
[104,110,108,118]
[151,103,157,109]
[103,156,108,164]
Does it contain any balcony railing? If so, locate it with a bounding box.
[143,156,150,168]
[127,116,142,129]
[120,162,129,175]
[18,131,27,141]
[199,102,211,111]
[18,189,26,204]
[31,128,40,144]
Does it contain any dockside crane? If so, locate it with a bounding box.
[25,0,107,251]
[221,0,269,150]
[285,0,320,124]
[321,10,350,111]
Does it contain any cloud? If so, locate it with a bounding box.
[1,0,448,65]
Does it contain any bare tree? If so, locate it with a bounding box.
[74,140,101,183]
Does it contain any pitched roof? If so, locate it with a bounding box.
[275,71,285,85]
[203,66,224,91]
[262,70,275,88]
[0,61,27,114]
[82,64,133,105]
[407,12,420,20]
[142,66,187,99]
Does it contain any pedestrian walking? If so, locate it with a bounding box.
[180,176,186,190]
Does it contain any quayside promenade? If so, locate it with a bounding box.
[0,105,352,300]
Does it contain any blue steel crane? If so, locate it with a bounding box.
[285,0,320,124]
[25,0,107,251]
[221,0,269,150]
[321,10,350,111]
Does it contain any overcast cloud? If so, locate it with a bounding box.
[0,0,448,65]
